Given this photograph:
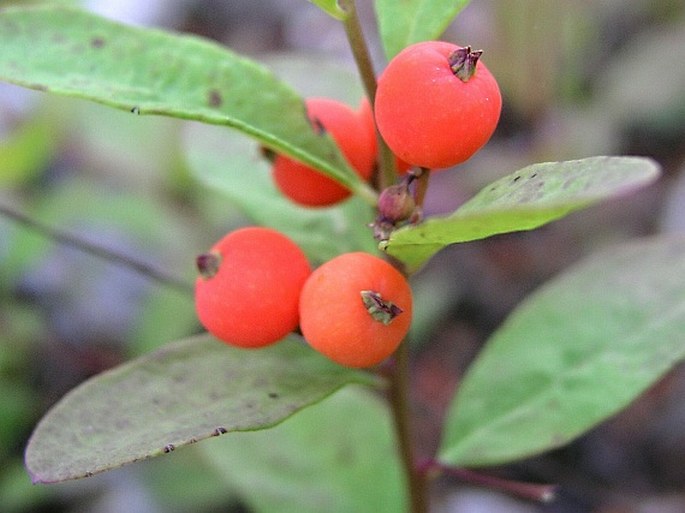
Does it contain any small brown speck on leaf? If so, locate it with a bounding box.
[208,89,222,108]
[91,37,105,49]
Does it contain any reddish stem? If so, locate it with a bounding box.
[418,459,557,503]
[387,344,429,513]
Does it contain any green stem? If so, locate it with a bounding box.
[339,0,396,191]
[376,134,398,191]
[339,0,377,104]
[388,343,429,513]
[339,4,425,509]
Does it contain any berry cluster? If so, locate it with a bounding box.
[195,41,501,368]
[195,227,412,368]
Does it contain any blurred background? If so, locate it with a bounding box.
[0,0,684,512]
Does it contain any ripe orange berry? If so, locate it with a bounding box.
[375,41,502,169]
[272,97,376,207]
[299,252,413,368]
[195,227,311,348]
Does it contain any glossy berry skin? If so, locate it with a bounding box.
[195,227,311,348]
[272,97,376,207]
[299,252,412,368]
[375,41,502,170]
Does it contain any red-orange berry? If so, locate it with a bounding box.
[272,97,376,207]
[195,227,311,348]
[375,41,502,170]
[299,252,413,368]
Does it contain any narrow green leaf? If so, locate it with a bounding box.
[183,122,377,263]
[201,386,407,513]
[439,235,685,467]
[0,5,363,194]
[381,156,660,273]
[307,0,347,20]
[375,0,471,59]
[25,334,377,484]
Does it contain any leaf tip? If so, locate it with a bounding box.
[26,469,45,485]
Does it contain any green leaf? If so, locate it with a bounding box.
[24,334,377,483]
[139,449,237,513]
[381,156,660,273]
[439,235,685,467]
[307,0,347,20]
[375,0,471,59]
[201,386,407,513]
[183,122,377,263]
[0,5,367,196]
[0,105,60,185]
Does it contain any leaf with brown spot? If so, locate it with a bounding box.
[381,156,660,273]
[0,5,368,196]
[25,334,378,483]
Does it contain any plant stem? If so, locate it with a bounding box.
[376,131,398,191]
[388,342,429,513]
[0,202,194,296]
[412,167,431,209]
[420,461,557,503]
[339,0,396,190]
[339,0,377,104]
[339,3,425,509]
